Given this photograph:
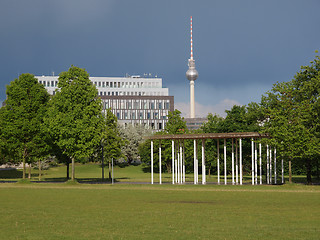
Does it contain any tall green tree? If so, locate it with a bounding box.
[0,73,50,179]
[101,108,123,180]
[164,109,187,134]
[261,53,320,184]
[45,66,104,181]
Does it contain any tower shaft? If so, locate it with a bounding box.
[190,80,195,118]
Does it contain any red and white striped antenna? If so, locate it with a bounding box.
[190,16,193,60]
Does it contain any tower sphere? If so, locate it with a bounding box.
[186,59,198,81]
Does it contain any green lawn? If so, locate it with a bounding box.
[0,183,319,239]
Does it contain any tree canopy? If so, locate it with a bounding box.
[260,54,320,183]
[45,66,104,180]
[0,73,50,178]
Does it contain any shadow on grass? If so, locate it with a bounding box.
[77,177,129,184]
[0,169,22,179]
[40,177,130,184]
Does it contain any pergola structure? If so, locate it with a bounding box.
[147,132,283,185]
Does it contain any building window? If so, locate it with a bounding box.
[110,82,113,88]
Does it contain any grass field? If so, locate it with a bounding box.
[0,164,319,239]
[0,183,319,239]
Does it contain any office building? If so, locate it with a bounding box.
[36,75,174,130]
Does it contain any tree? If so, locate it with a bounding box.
[164,109,187,134]
[0,73,50,179]
[45,66,104,181]
[119,124,152,164]
[100,108,123,180]
[260,53,320,184]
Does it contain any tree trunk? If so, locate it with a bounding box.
[38,159,41,181]
[306,158,312,185]
[22,154,26,180]
[101,145,104,181]
[28,163,31,179]
[289,160,292,184]
[71,157,75,181]
[166,162,171,174]
[109,160,111,180]
[66,162,70,179]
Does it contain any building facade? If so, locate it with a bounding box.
[36,75,174,130]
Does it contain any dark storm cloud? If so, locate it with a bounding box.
[0,0,319,116]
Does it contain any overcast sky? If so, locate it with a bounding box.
[1,0,319,117]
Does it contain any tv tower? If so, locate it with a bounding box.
[186,16,198,118]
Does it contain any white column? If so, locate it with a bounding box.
[236,139,238,185]
[232,138,235,185]
[255,140,258,185]
[259,142,262,185]
[239,138,243,185]
[202,139,206,185]
[194,139,197,184]
[175,157,178,183]
[177,151,180,184]
[196,141,198,184]
[217,140,220,185]
[196,159,199,184]
[151,140,153,184]
[172,140,175,184]
[267,145,269,184]
[224,139,227,185]
[159,141,162,185]
[175,142,178,184]
[251,139,254,185]
[269,148,272,184]
[183,141,185,183]
[274,148,277,184]
[180,143,183,184]
[281,158,284,184]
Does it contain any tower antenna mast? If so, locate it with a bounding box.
[190,16,193,60]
